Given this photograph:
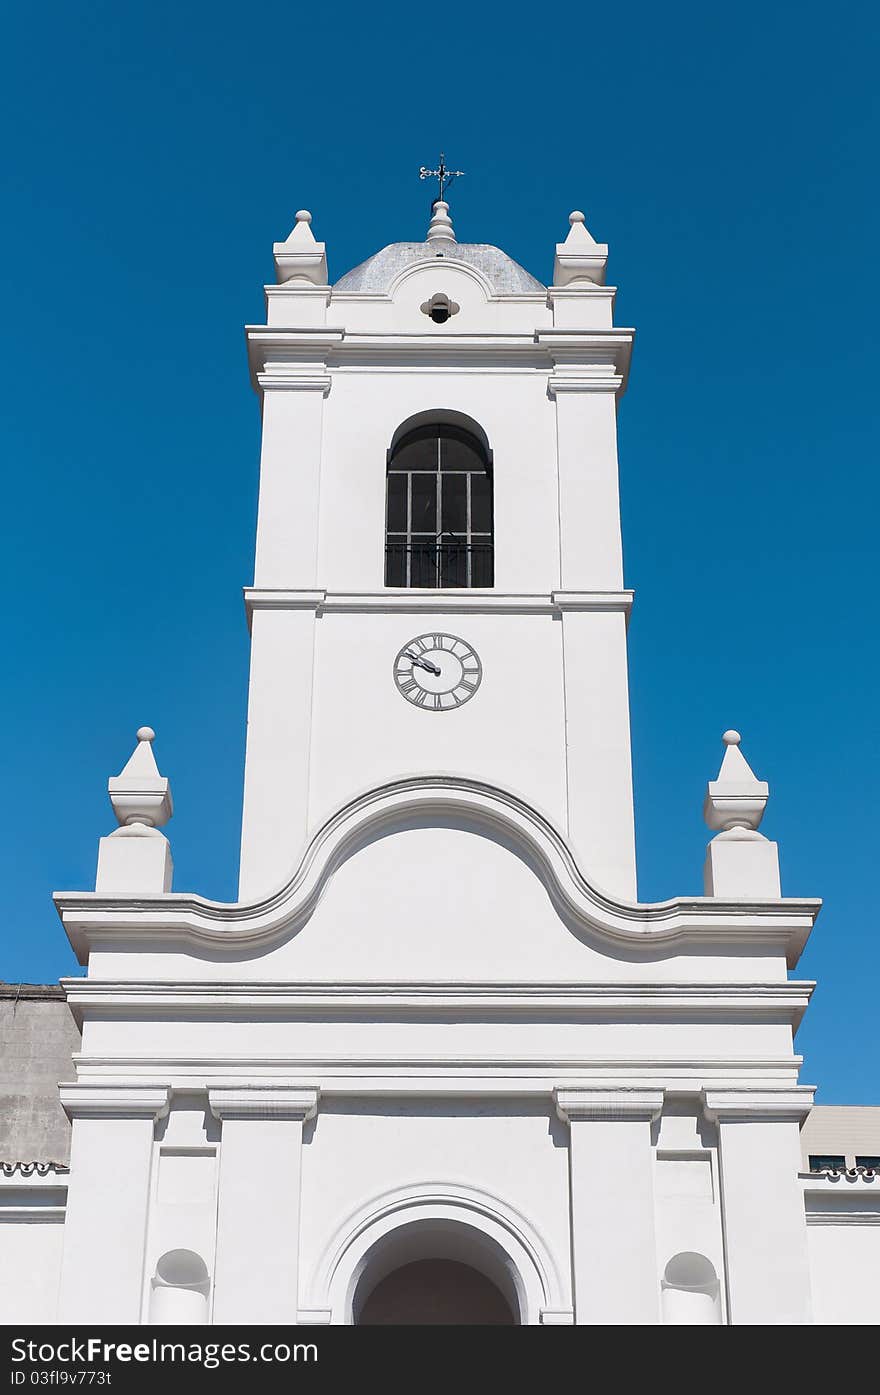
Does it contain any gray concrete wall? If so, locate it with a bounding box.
[0,986,80,1164]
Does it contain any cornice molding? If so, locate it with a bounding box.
[555,1087,664,1123]
[59,1082,171,1121]
[242,589,634,624]
[245,326,634,396]
[255,373,331,394]
[70,1056,804,1096]
[547,375,624,395]
[208,1085,319,1122]
[702,1086,815,1123]
[54,777,820,965]
[62,980,814,1028]
[805,1211,880,1227]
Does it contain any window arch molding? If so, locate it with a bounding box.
[385,412,494,590]
[387,410,493,463]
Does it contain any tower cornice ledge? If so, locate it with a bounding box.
[54,777,820,966]
[242,589,634,628]
[245,326,634,393]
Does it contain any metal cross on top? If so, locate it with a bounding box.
[419,152,465,204]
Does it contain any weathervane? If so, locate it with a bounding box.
[419,152,464,205]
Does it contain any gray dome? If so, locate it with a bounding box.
[334,242,545,295]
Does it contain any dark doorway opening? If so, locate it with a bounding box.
[357,1257,517,1325]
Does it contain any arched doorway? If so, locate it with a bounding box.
[359,1258,516,1325]
[351,1219,522,1325]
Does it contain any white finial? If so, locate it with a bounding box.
[273,210,328,285]
[703,730,768,834]
[427,199,456,244]
[702,729,781,897]
[107,726,173,830]
[553,208,608,287]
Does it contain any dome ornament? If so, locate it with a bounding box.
[420,154,463,244]
[419,152,465,206]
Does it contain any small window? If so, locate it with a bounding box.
[855,1156,880,1170]
[420,293,460,324]
[809,1155,845,1172]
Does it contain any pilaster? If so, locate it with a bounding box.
[703,1088,814,1324]
[555,1087,663,1324]
[57,1083,170,1323]
[209,1086,319,1324]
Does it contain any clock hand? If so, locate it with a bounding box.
[404,650,441,676]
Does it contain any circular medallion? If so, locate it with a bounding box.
[393,633,482,711]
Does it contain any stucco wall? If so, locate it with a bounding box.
[0,986,80,1164]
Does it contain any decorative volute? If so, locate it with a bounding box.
[426,199,456,244]
[702,731,780,898]
[108,726,173,829]
[552,211,608,287]
[97,727,174,894]
[273,210,328,285]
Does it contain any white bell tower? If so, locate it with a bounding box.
[50,191,827,1329]
[239,200,637,903]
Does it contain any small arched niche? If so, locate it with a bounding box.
[352,1219,520,1326]
[149,1249,210,1325]
[661,1252,721,1326]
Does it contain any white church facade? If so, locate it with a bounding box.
[2,194,878,1326]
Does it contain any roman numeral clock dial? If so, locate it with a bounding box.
[393,634,483,711]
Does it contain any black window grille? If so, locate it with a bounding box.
[808,1155,846,1172]
[385,423,494,588]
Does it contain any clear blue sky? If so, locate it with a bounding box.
[1,2,877,1101]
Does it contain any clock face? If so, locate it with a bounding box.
[394,633,482,711]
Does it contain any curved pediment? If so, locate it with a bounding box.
[56,778,818,967]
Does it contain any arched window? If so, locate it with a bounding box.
[385,422,494,588]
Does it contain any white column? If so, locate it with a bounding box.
[555,1088,663,1324]
[57,1084,170,1323]
[703,1088,814,1324]
[209,1086,319,1325]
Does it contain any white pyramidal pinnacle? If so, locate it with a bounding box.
[97,727,175,893]
[426,200,456,244]
[553,209,609,287]
[286,210,319,246]
[703,730,769,834]
[273,209,329,285]
[108,727,173,831]
[702,731,781,898]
